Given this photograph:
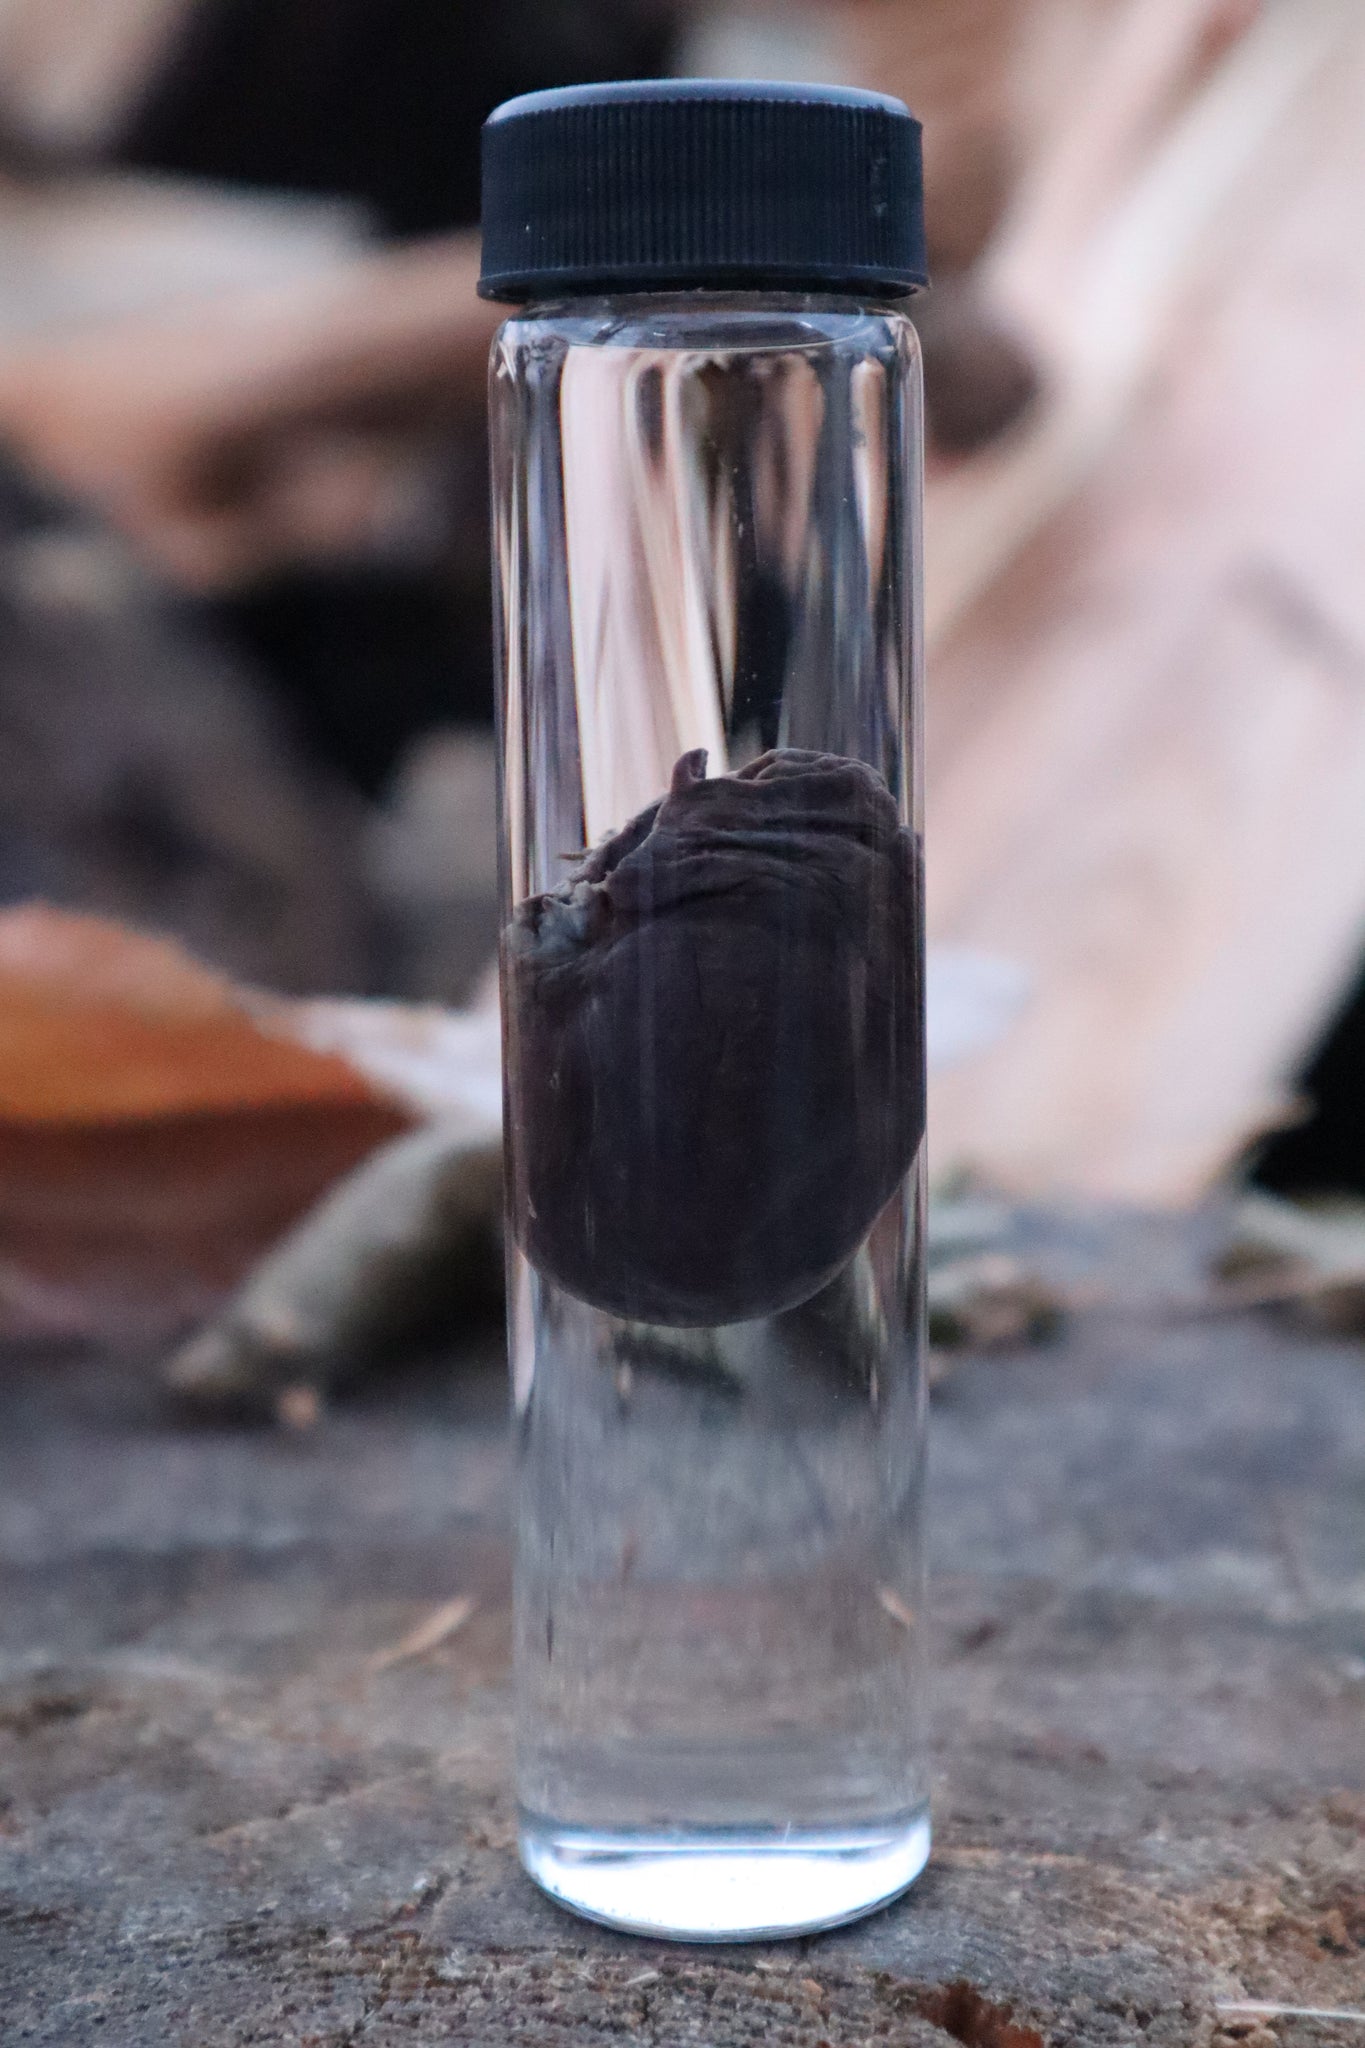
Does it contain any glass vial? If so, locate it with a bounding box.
[481,79,929,1941]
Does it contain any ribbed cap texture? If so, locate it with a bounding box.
[479,80,926,302]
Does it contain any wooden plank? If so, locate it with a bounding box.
[0,0,189,154]
[926,12,1365,1199]
[924,0,1345,649]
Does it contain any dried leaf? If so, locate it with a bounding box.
[0,906,413,1344]
[0,905,385,1123]
[280,991,500,1126]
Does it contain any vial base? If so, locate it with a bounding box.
[519,1806,931,1942]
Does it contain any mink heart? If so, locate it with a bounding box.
[502,747,923,1326]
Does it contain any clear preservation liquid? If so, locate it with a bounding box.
[492,296,929,1938]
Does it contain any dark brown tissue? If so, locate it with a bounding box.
[502,747,923,1326]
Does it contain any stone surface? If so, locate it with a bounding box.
[1,1215,1362,2045]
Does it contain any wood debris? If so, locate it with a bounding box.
[368,1594,477,1674]
[165,1119,501,1415]
[1213,1191,1365,1335]
[927,1185,1070,1373]
[273,1383,322,1434]
[929,1252,1068,1357]
[1215,2004,1365,2027]
[876,1586,917,1632]
[925,0,1365,1203]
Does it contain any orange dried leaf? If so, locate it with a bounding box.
[0,907,414,1344]
[0,905,389,1125]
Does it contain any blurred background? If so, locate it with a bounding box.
[3,0,1365,1363]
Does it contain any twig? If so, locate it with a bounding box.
[877,1587,917,1631]
[368,1595,477,1673]
[1215,2003,1365,2026]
